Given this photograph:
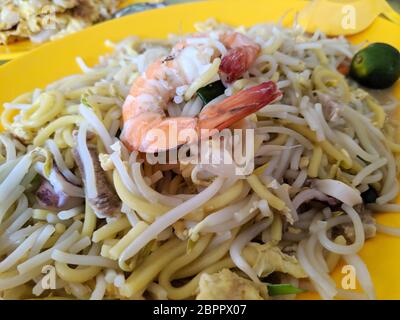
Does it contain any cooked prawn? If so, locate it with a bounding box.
[121,32,282,153]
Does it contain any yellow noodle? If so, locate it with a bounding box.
[103,106,120,131]
[120,238,186,298]
[203,180,244,213]
[55,261,101,283]
[158,234,213,300]
[312,66,350,103]
[63,105,80,115]
[113,169,170,221]
[328,163,340,179]
[270,214,282,242]
[13,92,33,104]
[101,240,119,259]
[43,231,63,249]
[286,123,353,170]
[54,128,68,149]
[186,180,244,221]
[247,175,286,211]
[253,163,269,176]
[33,115,83,146]
[314,48,329,65]
[159,257,235,300]
[1,284,32,299]
[21,91,64,128]
[386,140,400,153]
[62,125,75,148]
[65,87,91,100]
[62,148,75,169]
[109,221,148,260]
[82,200,97,238]
[184,58,221,101]
[262,34,284,54]
[1,108,17,131]
[92,217,130,243]
[174,230,238,279]
[73,213,84,221]
[267,133,288,146]
[308,145,323,178]
[32,209,52,221]
[270,71,280,82]
[233,79,253,91]
[55,223,66,234]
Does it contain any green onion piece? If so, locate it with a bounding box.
[196,80,226,104]
[267,283,306,296]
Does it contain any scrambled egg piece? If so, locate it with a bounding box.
[243,242,307,279]
[0,0,121,44]
[196,269,268,300]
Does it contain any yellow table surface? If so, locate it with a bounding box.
[0,0,400,299]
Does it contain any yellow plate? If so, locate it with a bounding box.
[0,0,400,299]
[0,0,147,61]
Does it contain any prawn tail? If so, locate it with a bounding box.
[198,81,282,131]
[219,45,260,83]
[122,114,198,153]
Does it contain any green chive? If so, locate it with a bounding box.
[267,283,306,296]
[196,80,226,105]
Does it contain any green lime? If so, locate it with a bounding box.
[349,43,400,89]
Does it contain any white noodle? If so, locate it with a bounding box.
[110,152,139,194]
[17,231,80,274]
[131,163,182,206]
[256,127,313,149]
[297,240,337,299]
[0,155,31,204]
[28,225,55,258]
[317,204,365,255]
[351,158,387,187]
[192,200,247,235]
[0,267,42,291]
[90,273,107,300]
[58,206,84,220]
[0,228,42,273]
[80,104,114,153]
[0,135,16,161]
[119,177,224,262]
[46,140,81,185]
[0,185,25,223]
[77,122,98,199]
[69,236,92,254]
[52,249,118,268]
[230,219,272,283]
[343,254,376,300]
[376,224,400,237]
[5,209,30,241]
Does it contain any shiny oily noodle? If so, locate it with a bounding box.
[0,18,400,300]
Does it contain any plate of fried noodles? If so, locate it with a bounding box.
[0,0,400,300]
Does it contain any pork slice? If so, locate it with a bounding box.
[73,146,121,218]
